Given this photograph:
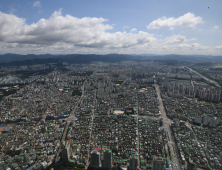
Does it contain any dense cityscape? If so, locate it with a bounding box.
[0,0,221,170]
[0,56,221,170]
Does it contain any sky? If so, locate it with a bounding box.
[0,0,222,55]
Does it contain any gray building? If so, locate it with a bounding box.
[152,157,165,170]
[62,142,70,163]
[129,156,138,170]
[90,150,101,168]
[103,149,112,169]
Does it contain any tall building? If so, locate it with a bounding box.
[62,142,70,163]
[129,155,138,170]
[152,157,165,170]
[90,150,101,168]
[103,149,112,169]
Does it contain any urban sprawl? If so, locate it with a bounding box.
[0,61,222,170]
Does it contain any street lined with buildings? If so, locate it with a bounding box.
[155,83,181,170]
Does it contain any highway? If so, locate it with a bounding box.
[154,82,181,170]
[186,66,220,87]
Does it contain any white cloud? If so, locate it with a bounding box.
[175,43,209,51]
[123,26,129,31]
[9,7,16,14]
[0,11,26,35]
[165,35,186,44]
[216,45,222,49]
[165,35,197,44]
[130,28,137,32]
[147,12,203,30]
[214,25,219,30]
[0,10,156,49]
[33,1,41,7]
[0,10,221,55]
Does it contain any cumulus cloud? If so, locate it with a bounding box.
[0,10,221,55]
[147,12,203,30]
[165,35,196,44]
[33,1,41,7]
[175,43,208,50]
[130,28,137,32]
[0,10,156,49]
[165,35,186,44]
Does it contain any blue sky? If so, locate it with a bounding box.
[0,0,221,55]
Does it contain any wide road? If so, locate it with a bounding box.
[154,82,181,170]
[55,78,88,163]
[85,89,97,169]
[136,99,140,169]
[186,66,220,87]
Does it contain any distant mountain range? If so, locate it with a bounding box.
[0,53,56,63]
[0,53,221,66]
[0,54,135,66]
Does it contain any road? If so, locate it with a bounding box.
[136,99,140,169]
[186,66,220,87]
[154,82,181,170]
[55,79,88,163]
[86,89,97,169]
[123,77,131,85]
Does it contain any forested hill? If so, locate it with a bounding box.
[0,54,136,66]
[0,53,221,67]
[0,53,55,63]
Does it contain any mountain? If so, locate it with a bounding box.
[0,53,56,63]
[0,54,135,67]
[0,53,221,67]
